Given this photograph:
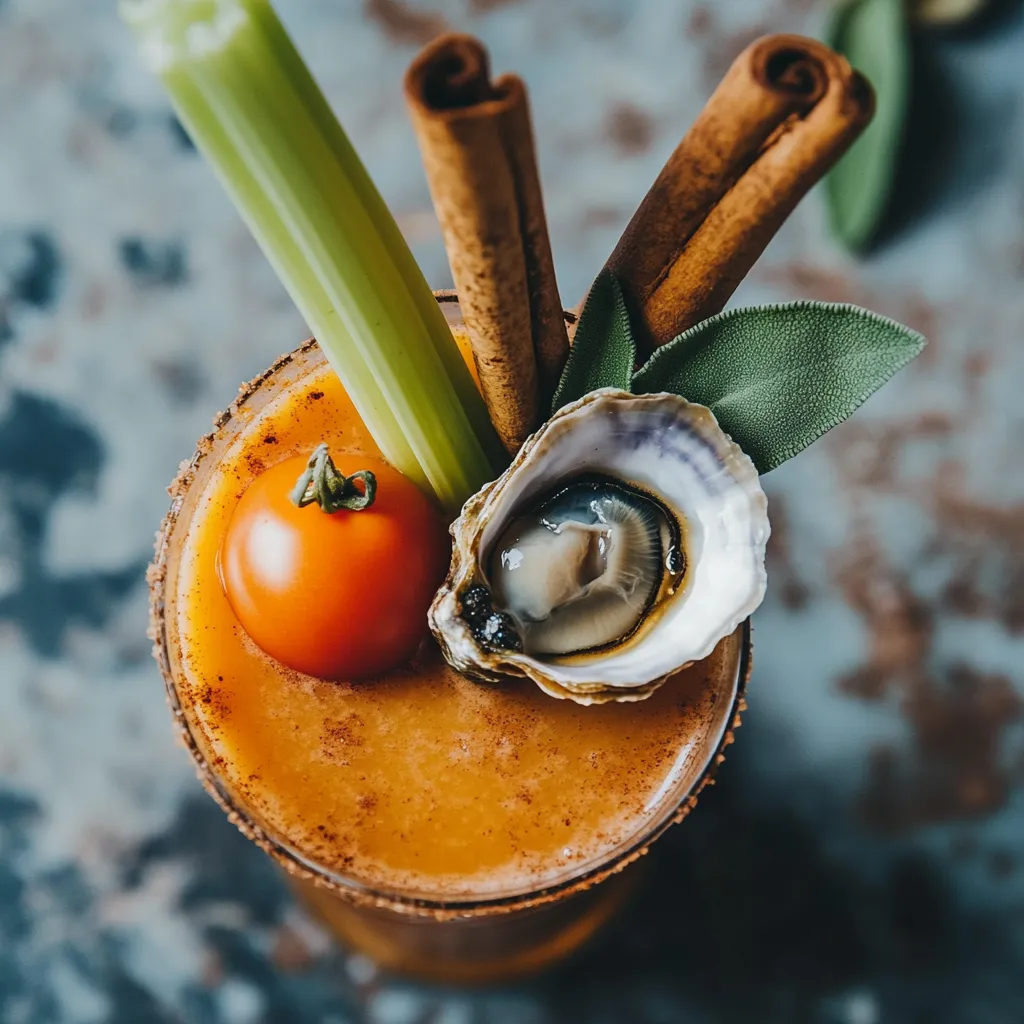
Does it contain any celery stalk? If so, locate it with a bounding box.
[120,0,499,510]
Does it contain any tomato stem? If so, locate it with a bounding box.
[290,444,377,513]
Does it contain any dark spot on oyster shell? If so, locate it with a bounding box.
[458,585,522,652]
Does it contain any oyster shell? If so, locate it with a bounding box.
[429,389,769,704]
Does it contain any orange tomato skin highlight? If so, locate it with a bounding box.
[219,453,450,680]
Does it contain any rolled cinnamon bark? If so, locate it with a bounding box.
[405,34,569,454]
[606,34,874,353]
[500,97,570,414]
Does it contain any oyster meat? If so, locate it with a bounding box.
[489,476,680,657]
[429,389,769,703]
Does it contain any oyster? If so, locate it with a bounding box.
[429,389,769,703]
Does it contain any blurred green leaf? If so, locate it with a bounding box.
[552,268,636,411]
[826,0,910,251]
[632,301,925,473]
[914,0,989,26]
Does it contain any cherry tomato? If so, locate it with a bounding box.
[219,449,449,680]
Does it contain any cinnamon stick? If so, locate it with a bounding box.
[606,34,874,353]
[404,34,569,454]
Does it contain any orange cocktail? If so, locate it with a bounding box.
[151,299,748,983]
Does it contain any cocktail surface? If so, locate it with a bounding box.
[172,339,740,900]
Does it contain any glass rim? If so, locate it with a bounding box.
[149,299,752,920]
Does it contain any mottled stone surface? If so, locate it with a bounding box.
[2,0,1023,1021]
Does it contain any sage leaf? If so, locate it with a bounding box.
[631,302,925,474]
[552,268,636,412]
[826,0,910,251]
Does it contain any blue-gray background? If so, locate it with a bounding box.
[2,1,1024,1021]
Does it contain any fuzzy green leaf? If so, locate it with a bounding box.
[913,0,989,26]
[631,302,925,473]
[552,268,636,412]
[826,0,910,251]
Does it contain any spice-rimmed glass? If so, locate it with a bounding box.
[149,296,751,984]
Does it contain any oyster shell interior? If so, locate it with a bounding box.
[429,389,769,704]
[489,476,683,656]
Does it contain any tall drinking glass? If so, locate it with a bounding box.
[150,295,750,985]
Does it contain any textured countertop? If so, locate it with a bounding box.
[2,1,1023,1021]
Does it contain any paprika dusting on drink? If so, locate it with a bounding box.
[219,443,449,680]
[168,352,745,896]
